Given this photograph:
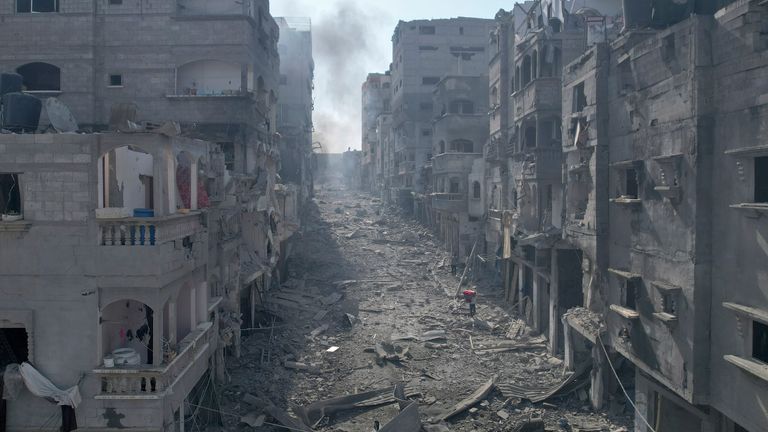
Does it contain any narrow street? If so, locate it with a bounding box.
[219,185,633,432]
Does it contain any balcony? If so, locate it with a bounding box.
[98,212,203,247]
[432,193,467,213]
[84,213,206,284]
[94,322,215,399]
[432,153,482,175]
[512,78,561,120]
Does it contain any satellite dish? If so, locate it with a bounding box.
[44,97,78,133]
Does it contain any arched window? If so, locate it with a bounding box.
[472,181,481,199]
[491,86,499,105]
[522,56,532,86]
[16,62,60,91]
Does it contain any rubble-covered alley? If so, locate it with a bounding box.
[217,184,633,432]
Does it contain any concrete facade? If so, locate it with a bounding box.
[389,17,495,211]
[361,72,391,193]
[0,1,313,430]
[430,76,489,260]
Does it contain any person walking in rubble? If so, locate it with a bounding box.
[450,253,459,275]
[463,288,477,317]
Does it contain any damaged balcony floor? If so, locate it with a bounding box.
[217,186,633,432]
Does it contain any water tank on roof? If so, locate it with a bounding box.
[1,92,42,132]
[0,73,23,96]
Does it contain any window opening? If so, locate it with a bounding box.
[16,0,58,13]
[753,320,768,363]
[422,77,440,85]
[16,62,60,91]
[755,156,768,203]
[573,82,587,113]
[625,168,639,199]
[0,174,22,217]
[109,74,123,87]
[419,26,436,35]
[625,280,638,310]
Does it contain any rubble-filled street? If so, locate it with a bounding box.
[219,186,633,432]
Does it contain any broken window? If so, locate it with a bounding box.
[16,62,60,91]
[753,320,768,363]
[0,328,29,366]
[16,0,58,13]
[755,156,768,203]
[573,82,587,113]
[109,74,123,87]
[624,280,638,310]
[419,26,436,35]
[522,56,532,85]
[422,77,440,86]
[662,292,677,315]
[0,173,22,218]
[472,181,481,200]
[438,140,446,154]
[421,129,432,137]
[524,125,536,149]
[624,168,639,199]
[219,142,235,171]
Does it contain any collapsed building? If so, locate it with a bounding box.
[0,1,313,430]
[365,0,768,431]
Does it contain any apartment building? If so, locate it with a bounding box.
[430,76,489,259]
[0,0,310,430]
[361,72,392,193]
[559,1,768,431]
[389,17,495,212]
[276,16,314,276]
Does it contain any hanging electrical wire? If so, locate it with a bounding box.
[597,334,658,432]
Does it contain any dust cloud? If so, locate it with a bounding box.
[278,0,391,153]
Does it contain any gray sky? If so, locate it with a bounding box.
[272,0,513,153]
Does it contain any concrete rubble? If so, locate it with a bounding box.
[218,186,631,431]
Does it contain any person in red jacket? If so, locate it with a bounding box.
[463,289,477,317]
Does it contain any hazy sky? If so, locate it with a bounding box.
[271,0,513,153]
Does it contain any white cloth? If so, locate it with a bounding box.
[18,362,82,408]
[542,0,565,24]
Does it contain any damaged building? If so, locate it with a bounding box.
[0,0,313,430]
[388,17,495,213]
[362,0,768,431]
[361,72,392,194]
[561,1,768,431]
[430,75,489,260]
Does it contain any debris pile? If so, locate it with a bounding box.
[217,187,633,431]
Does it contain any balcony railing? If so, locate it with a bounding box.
[432,193,467,212]
[512,78,561,120]
[98,212,203,246]
[432,153,481,174]
[94,322,214,398]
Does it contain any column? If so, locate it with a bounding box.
[591,343,606,410]
[190,161,198,211]
[168,300,177,346]
[549,249,560,355]
[152,305,164,366]
[562,318,575,371]
[189,287,197,330]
